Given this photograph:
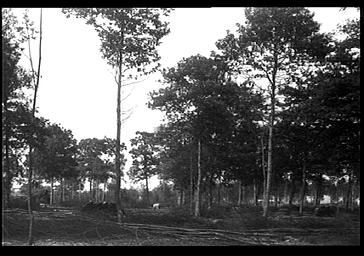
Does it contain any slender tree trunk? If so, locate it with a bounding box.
[71,184,74,200]
[95,180,99,203]
[208,176,213,209]
[27,149,34,245]
[217,182,221,205]
[145,176,150,207]
[274,187,278,207]
[115,47,125,222]
[78,182,82,202]
[283,179,288,204]
[189,150,194,214]
[253,179,258,206]
[61,178,65,203]
[335,181,340,217]
[345,170,353,211]
[237,180,242,206]
[50,177,54,206]
[261,134,266,196]
[89,178,92,201]
[315,175,322,207]
[194,139,202,217]
[4,101,11,208]
[289,180,295,206]
[263,51,278,218]
[27,9,42,246]
[299,160,306,215]
[179,188,184,206]
[103,182,106,202]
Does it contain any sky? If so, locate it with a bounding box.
[12,7,360,190]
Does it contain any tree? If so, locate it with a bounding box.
[129,131,159,206]
[216,7,331,217]
[33,123,78,205]
[150,54,263,215]
[63,8,172,222]
[2,8,34,209]
[78,137,123,202]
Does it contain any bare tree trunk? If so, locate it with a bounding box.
[95,180,99,203]
[194,139,202,217]
[263,51,278,218]
[103,182,106,202]
[78,182,82,202]
[283,179,288,204]
[189,150,194,214]
[289,180,295,206]
[314,175,322,207]
[242,185,247,205]
[253,179,258,206]
[115,46,126,222]
[26,8,42,246]
[50,177,54,206]
[89,178,92,201]
[3,101,11,209]
[61,178,65,203]
[208,176,213,209]
[179,188,184,206]
[261,134,266,195]
[217,182,221,205]
[145,176,150,207]
[345,170,353,211]
[237,180,242,206]
[299,160,306,215]
[263,117,273,218]
[274,187,278,207]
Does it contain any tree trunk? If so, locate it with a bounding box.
[27,148,34,245]
[237,180,242,206]
[335,181,340,217]
[283,179,288,204]
[145,176,150,206]
[253,179,258,206]
[345,170,353,211]
[261,134,266,196]
[194,139,202,217]
[103,182,107,202]
[289,180,295,206]
[179,188,184,206]
[274,187,278,207]
[299,160,306,215]
[115,47,126,222]
[61,178,65,203]
[189,150,194,214]
[217,182,221,205]
[314,175,322,207]
[27,9,42,246]
[71,184,74,200]
[3,101,11,209]
[50,177,54,205]
[95,180,99,203]
[89,179,93,201]
[208,176,213,209]
[78,182,82,202]
[263,119,273,218]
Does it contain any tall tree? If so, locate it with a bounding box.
[216,7,330,217]
[33,123,79,205]
[63,8,172,222]
[2,8,34,209]
[129,131,159,206]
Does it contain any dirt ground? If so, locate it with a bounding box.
[2,205,360,246]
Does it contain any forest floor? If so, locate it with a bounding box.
[2,204,360,246]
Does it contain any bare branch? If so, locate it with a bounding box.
[121,85,137,102]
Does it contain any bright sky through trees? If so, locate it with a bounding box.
[13,7,359,190]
